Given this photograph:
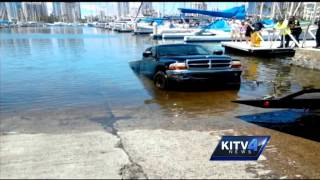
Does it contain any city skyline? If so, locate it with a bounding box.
[2,2,319,22]
[1,2,246,21]
[50,2,246,18]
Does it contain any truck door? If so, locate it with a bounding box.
[141,47,158,79]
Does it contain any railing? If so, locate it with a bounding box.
[301,25,318,48]
[265,25,318,48]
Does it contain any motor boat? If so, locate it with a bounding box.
[113,18,134,32]
[133,17,166,34]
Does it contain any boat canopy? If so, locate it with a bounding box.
[0,19,10,25]
[179,5,246,20]
[259,19,275,28]
[204,19,231,32]
[260,19,274,25]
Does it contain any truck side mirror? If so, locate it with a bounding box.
[213,50,223,55]
[143,51,152,57]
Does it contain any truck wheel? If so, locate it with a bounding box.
[154,71,169,90]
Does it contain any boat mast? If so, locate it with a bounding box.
[134,2,143,21]
[292,2,301,16]
[162,2,165,17]
[311,3,318,24]
[275,2,283,19]
[289,2,294,17]
[259,2,264,19]
[271,2,276,19]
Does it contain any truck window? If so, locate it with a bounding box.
[151,47,156,58]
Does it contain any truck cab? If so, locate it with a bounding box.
[130,44,242,90]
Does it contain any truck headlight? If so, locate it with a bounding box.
[168,62,188,70]
[231,61,242,68]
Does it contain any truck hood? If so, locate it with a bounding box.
[159,55,232,62]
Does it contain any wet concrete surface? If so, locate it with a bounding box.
[1,91,320,178]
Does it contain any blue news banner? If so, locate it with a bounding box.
[210,136,270,161]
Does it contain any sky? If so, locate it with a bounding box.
[47,2,246,18]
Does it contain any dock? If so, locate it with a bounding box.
[221,41,296,57]
[292,41,320,70]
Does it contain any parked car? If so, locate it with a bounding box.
[129,44,242,90]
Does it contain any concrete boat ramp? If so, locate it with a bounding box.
[1,102,319,179]
[0,107,275,179]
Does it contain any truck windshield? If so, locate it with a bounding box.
[158,45,210,57]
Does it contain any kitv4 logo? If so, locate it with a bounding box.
[210,136,270,160]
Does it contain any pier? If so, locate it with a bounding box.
[221,41,296,57]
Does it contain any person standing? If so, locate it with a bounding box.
[289,16,302,47]
[274,19,291,48]
[314,19,320,48]
[229,17,239,42]
[239,21,246,42]
[245,20,253,44]
[250,18,264,47]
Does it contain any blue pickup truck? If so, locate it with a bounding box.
[130,44,242,90]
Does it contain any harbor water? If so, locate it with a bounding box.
[1,27,320,115]
[1,27,320,178]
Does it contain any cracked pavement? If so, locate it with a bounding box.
[0,103,319,179]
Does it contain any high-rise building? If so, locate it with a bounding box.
[117,2,129,18]
[192,2,207,10]
[247,2,306,19]
[141,2,153,16]
[303,2,320,21]
[4,2,22,21]
[21,2,48,21]
[52,2,81,22]
[52,2,62,18]
[0,3,8,20]
[247,2,273,18]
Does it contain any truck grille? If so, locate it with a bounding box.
[186,59,231,69]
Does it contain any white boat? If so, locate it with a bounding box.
[161,29,203,39]
[113,18,134,32]
[133,18,166,34]
[184,29,275,42]
[88,22,98,27]
[151,21,200,39]
[134,22,153,34]
[96,22,108,28]
[105,22,113,30]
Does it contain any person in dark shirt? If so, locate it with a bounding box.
[315,19,320,48]
[253,21,264,31]
[289,16,302,47]
[245,20,253,44]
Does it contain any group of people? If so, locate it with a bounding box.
[228,17,264,46]
[228,16,320,49]
[274,16,302,48]
[273,17,320,49]
[228,18,248,42]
